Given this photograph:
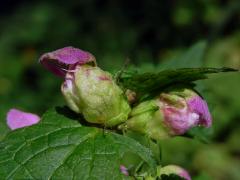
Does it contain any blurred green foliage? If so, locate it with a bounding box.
[0,0,240,179]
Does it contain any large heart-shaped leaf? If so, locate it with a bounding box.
[0,108,156,179]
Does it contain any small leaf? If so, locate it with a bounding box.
[119,67,237,97]
[0,108,157,179]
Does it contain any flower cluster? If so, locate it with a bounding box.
[38,47,212,136]
[5,47,213,140]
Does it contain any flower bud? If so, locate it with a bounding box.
[159,165,191,180]
[61,65,131,126]
[7,108,40,130]
[40,46,130,127]
[119,88,212,139]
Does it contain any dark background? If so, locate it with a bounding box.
[0,0,240,179]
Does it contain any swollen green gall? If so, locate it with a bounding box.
[119,88,212,139]
[62,65,131,126]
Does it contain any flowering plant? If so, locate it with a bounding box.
[0,44,237,180]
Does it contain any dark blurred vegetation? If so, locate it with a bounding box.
[0,0,240,179]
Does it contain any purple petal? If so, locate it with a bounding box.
[7,109,40,130]
[179,169,191,180]
[162,107,199,135]
[187,96,212,127]
[120,165,129,176]
[39,46,96,77]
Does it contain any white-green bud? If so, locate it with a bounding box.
[62,65,131,127]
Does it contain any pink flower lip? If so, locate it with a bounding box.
[187,96,212,127]
[7,108,40,130]
[39,46,96,77]
[179,169,191,180]
[162,106,199,135]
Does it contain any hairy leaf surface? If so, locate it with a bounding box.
[0,108,157,179]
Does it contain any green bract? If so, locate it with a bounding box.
[118,99,170,139]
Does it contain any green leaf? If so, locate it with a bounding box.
[0,107,10,141]
[159,41,207,70]
[0,108,157,179]
[185,126,213,143]
[119,67,237,97]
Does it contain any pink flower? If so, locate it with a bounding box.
[7,109,40,130]
[159,89,212,135]
[40,47,130,127]
[120,165,129,176]
[119,88,212,139]
[39,46,96,77]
